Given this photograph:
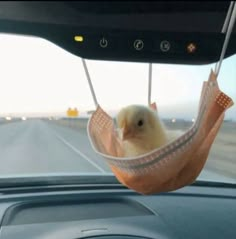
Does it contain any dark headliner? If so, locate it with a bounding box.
[0,1,235,64]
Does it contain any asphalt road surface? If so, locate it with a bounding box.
[0,119,235,184]
[0,120,110,175]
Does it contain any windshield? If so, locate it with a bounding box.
[0,33,235,185]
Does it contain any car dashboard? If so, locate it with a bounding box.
[0,182,235,239]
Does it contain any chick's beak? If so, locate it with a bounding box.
[122,125,134,141]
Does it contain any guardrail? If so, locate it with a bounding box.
[45,118,89,131]
[0,118,23,126]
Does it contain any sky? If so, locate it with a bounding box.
[0,33,235,120]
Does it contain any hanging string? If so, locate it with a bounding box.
[148,63,152,106]
[221,2,234,33]
[215,2,236,76]
[81,58,98,108]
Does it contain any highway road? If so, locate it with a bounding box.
[0,120,110,175]
[0,119,235,184]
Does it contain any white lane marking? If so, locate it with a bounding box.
[53,132,106,173]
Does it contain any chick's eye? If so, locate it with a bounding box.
[137,120,144,127]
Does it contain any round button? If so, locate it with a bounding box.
[134,39,144,51]
[99,38,108,48]
[187,43,197,53]
[160,40,171,52]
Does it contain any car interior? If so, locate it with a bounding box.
[0,1,235,239]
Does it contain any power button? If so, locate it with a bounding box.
[99,38,108,48]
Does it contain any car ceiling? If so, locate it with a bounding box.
[0,1,235,64]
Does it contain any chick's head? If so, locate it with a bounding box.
[116,105,160,141]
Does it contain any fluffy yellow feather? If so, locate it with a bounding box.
[116,105,182,157]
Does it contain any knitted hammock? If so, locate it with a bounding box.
[84,2,236,194]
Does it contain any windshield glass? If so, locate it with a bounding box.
[0,33,235,184]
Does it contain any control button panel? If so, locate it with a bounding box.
[71,30,232,64]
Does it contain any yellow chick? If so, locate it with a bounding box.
[116,105,182,157]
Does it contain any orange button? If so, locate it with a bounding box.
[187,43,197,53]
